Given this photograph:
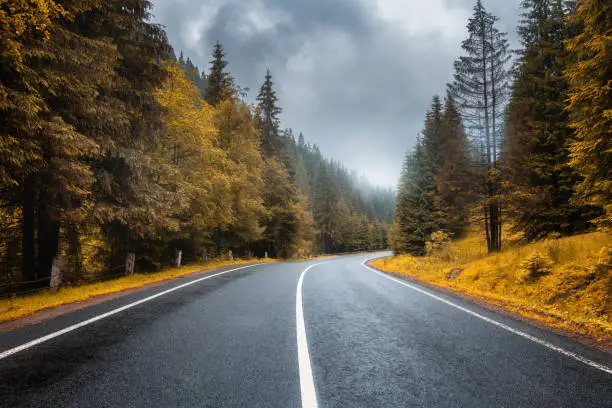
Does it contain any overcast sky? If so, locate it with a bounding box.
[150,0,521,188]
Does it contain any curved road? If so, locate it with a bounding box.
[1,253,611,407]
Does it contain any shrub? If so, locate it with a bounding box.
[519,252,553,282]
[426,231,453,261]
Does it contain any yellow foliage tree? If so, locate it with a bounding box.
[155,62,230,235]
[213,99,266,247]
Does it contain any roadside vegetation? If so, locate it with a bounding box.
[374,230,611,341]
[387,1,610,342]
[0,1,394,302]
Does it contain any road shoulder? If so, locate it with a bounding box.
[366,258,612,355]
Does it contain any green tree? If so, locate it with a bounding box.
[256,69,283,157]
[391,138,437,255]
[565,0,611,231]
[450,0,510,252]
[437,92,473,237]
[204,41,234,106]
[312,163,339,253]
[504,0,594,240]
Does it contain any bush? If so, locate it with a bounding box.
[426,231,453,261]
[519,252,553,282]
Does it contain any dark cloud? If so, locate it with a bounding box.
[151,0,521,187]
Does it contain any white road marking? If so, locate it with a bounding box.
[0,264,260,361]
[296,263,326,408]
[361,260,612,375]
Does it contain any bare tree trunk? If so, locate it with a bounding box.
[21,175,38,281]
[37,195,60,284]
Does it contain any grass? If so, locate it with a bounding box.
[0,258,274,322]
[371,231,612,342]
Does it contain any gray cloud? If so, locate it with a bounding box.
[151,0,521,187]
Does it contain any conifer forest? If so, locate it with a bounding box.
[0,0,610,291]
[391,0,611,256]
[0,1,394,289]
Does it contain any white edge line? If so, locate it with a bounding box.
[361,259,612,375]
[0,263,261,361]
[296,262,325,408]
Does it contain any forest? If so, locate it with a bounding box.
[0,1,394,290]
[391,0,610,255]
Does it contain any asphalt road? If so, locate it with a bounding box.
[1,253,611,407]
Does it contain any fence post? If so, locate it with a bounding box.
[264,251,268,259]
[228,249,233,261]
[50,257,63,292]
[176,249,182,268]
[126,252,135,275]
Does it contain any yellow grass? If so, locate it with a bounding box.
[0,258,275,322]
[371,231,612,341]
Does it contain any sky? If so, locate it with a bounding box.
[150,0,522,188]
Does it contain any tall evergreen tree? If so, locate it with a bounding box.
[1,0,121,280]
[450,0,510,252]
[437,92,473,237]
[86,0,174,268]
[204,41,234,106]
[391,138,437,255]
[565,0,611,231]
[504,0,594,240]
[312,163,339,253]
[256,69,283,157]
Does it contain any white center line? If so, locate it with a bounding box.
[0,264,260,361]
[296,263,326,408]
[362,260,612,375]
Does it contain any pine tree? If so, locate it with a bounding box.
[313,163,339,253]
[437,91,473,237]
[565,0,611,231]
[256,69,283,157]
[0,1,131,280]
[391,138,437,255]
[85,0,175,268]
[204,41,234,106]
[421,96,446,231]
[450,0,510,252]
[504,0,594,240]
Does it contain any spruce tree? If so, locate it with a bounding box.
[313,163,339,253]
[392,138,437,255]
[450,0,510,252]
[504,0,594,240]
[438,91,473,237]
[256,69,283,157]
[205,41,234,106]
[565,0,611,231]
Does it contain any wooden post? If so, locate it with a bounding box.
[228,249,233,261]
[176,249,182,268]
[50,257,62,292]
[126,252,135,275]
